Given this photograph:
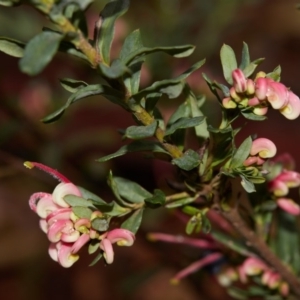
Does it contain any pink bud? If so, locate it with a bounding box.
[272,153,295,170]
[253,106,268,116]
[277,198,300,215]
[268,180,289,197]
[255,77,269,100]
[74,218,91,233]
[242,257,268,276]
[246,79,255,95]
[230,87,242,102]
[52,182,82,208]
[100,238,114,264]
[61,230,80,243]
[232,69,247,93]
[250,138,277,158]
[106,228,135,246]
[266,81,289,109]
[248,97,260,107]
[46,208,73,227]
[276,171,300,188]
[280,91,300,120]
[244,156,263,167]
[280,282,289,297]
[222,97,237,109]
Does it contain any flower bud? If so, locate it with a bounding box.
[232,69,247,93]
[266,81,289,109]
[246,79,255,95]
[230,87,242,102]
[52,182,82,208]
[268,180,288,197]
[277,198,300,215]
[255,77,269,100]
[248,97,260,107]
[253,106,268,116]
[222,97,237,109]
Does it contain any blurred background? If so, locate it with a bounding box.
[1,0,300,299]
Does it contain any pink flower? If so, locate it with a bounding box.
[268,179,289,197]
[241,257,268,276]
[255,77,270,100]
[100,229,135,264]
[250,138,277,159]
[277,198,300,215]
[232,69,247,93]
[280,91,300,120]
[222,97,237,109]
[266,81,289,109]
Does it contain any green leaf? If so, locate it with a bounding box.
[97,0,130,64]
[144,189,166,208]
[105,202,131,217]
[99,59,130,78]
[91,217,110,232]
[121,208,144,234]
[88,240,100,254]
[89,252,103,266]
[61,0,93,11]
[0,0,20,6]
[134,59,205,101]
[165,116,205,136]
[240,175,256,193]
[19,31,64,75]
[220,44,237,84]
[59,41,89,63]
[42,84,123,123]
[0,37,25,57]
[122,44,195,66]
[267,65,281,82]
[239,42,250,70]
[172,149,200,171]
[64,195,96,208]
[60,78,88,93]
[72,206,93,219]
[77,186,107,205]
[97,140,169,162]
[243,58,265,78]
[113,177,152,203]
[230,136,252,168]
[241,110,267,121]
[187,91,209,139]
[120,29,144,95]
[124,121,158,139]
[186,214,202,235]
[182,206,201,215]
[165,196,196,208]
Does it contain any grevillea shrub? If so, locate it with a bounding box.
[2,1,300,299]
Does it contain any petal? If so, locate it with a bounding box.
[280,91,300,120]
[100,238,114,264]
[266,81,289,109]
[46,208,72,227]
[277,198,300,215]
[250,138,277,158]
[222,97,237,109]
[106,228,135,246]
[71,233,90,254]
[39,219,48,233]
[57,242,79,268]
[47,219,73,243]
[248,97,260,107]
[29,192,52,213]
[61,230,80,243]
[52,182,82,208]
[253,106,268,116]
[48,243,59,262]
[242,257,268,276]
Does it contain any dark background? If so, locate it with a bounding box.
[0,0,300,299]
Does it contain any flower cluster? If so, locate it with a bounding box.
[218,257,289,297]
[267,157,300,216]
[222,69,300,120]
[244,138,277,166]
[26,162,135,267]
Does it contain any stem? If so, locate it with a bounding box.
[220,206,300,297]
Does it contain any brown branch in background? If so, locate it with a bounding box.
[214,201,300,297]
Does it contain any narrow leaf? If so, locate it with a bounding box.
[113,177,152,203]
[239,42,250,70]
[64,195,96,208]
[97,0,130,64]
[0,37,25,57]
[97,140,169,162]
[125,121,158,139]
[165,116,205,136]
[20,31,63,75]
[220,44,237,84]
[240,175,256,193]
[144,189,166,208]
[243,58,265,78]
[172,149,200,171]
[77,186,107,205]
[89,252,103,266]
[60,78,88,93]
[230,136,252,168]
[121,208,144,234]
